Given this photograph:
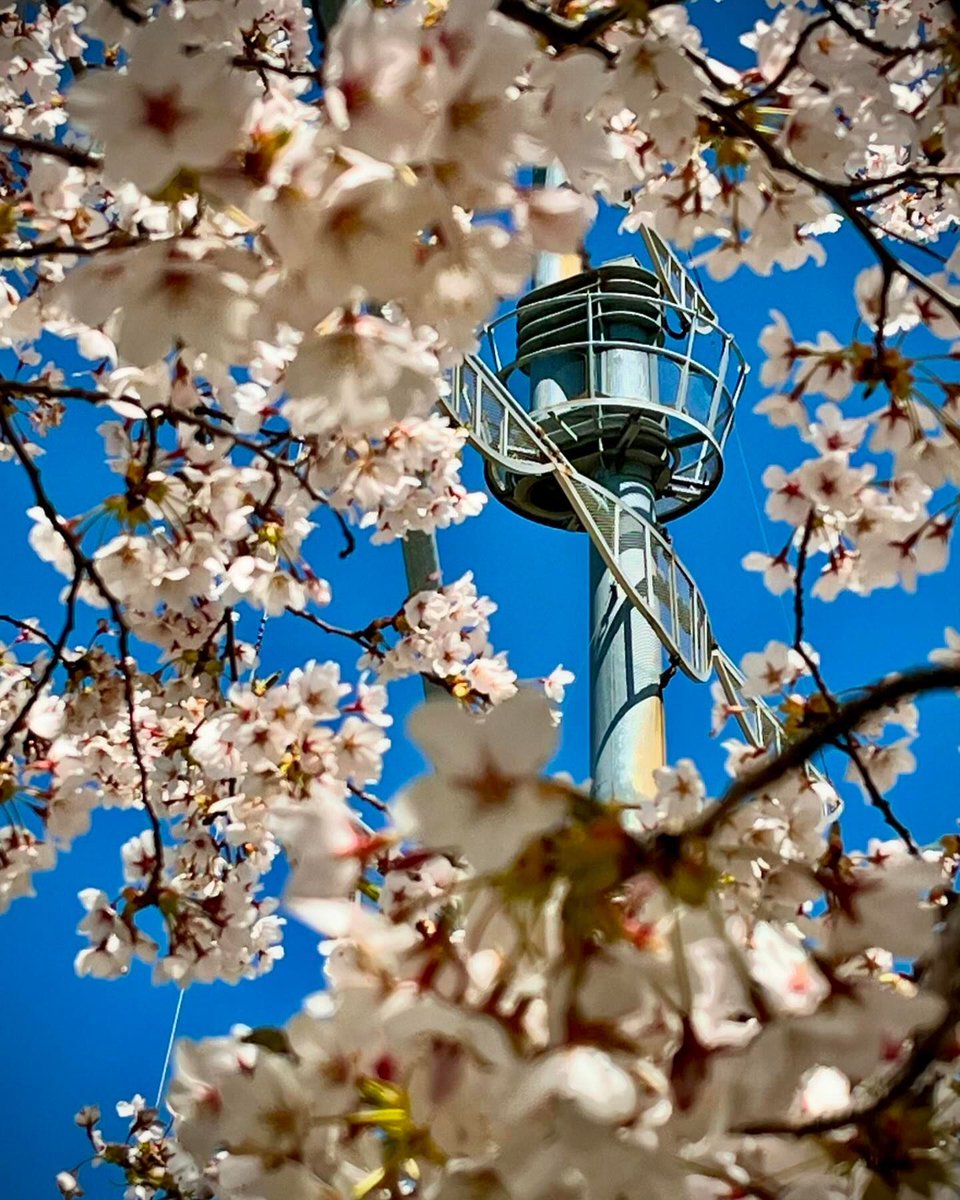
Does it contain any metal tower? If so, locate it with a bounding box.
[435,197,833,810]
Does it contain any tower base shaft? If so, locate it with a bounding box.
[589,479,665,809]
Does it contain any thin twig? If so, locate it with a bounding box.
[705,99,960,324]
[0,574,79,764]
[0,379,358,552]
[842,740,920,854]
[0,613,57,649]
[286,606,396,654]
[232,54,321,82]
[104,0,149,24]
[726,15,830,113]
[495,0,627,61]
[792,513,919,853]
[348,781,387,813]
[820,0,940,61]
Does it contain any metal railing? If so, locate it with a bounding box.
[473,287,747,514]
[557,471,714,681]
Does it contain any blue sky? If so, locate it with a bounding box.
[3,3,960,1195]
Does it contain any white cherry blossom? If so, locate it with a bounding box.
[394,690,570,874]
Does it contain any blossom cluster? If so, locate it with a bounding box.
[748,289,959,604]
[159,693,958,1200]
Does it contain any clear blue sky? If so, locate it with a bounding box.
[2,3,959,1194]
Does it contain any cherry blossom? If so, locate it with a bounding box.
[739,640,809,698]
[393,690,571,874]
[67,13,257,193]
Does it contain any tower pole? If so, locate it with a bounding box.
[588,471,665,808]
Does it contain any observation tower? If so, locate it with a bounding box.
[435,171,830,808]
[462,231,740,803]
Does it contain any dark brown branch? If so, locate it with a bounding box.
[232,54,321,82]
[0,380,358,554]
[104,0,149,24]
[705,99,960,324]
[0,614,57,649]
[0,132,100,170]
[287,606,461,697]
[693,663,960,839]
[347,781,387,813]
[792,512,815,656]
[852,165,960,198]
[224,609,239,684]
[0,574,79,764]
[0,240,104,261]
[495,1,627,61]
[727,15,830,112]
[0,230,171,261]
[790,470,919,853]
[286,606,397,655]
[819,0,942,61]
[841,738,920,854]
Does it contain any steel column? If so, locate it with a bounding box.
[401,529,440,597]
[533,163,667,803]
[589,472,665,809]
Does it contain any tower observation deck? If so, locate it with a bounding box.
[481,256,741,530]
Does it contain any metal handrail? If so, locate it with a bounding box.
[638,226,717,323]
[505,338,738,432]
[712,646,843,817]
[481,288,739,350]
[554,470,714,681]
[477,291,747,448]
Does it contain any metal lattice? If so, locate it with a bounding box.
[476,270,748,522]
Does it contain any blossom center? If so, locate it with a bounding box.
[140,87,190,139]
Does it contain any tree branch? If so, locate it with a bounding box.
[232,54,322,82]
[727,15,830,113]
[0,574,79,765]
[0,132,101,170]
[819,0,938,61]
[0,614,57,650]
[705,98,960,324]
[0,379,360,555]
[104,0,149,24]
[495,1,627,60]
[694,663,960,839]
[841,737,921,854]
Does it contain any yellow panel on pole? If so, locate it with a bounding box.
[632,693,666,800]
